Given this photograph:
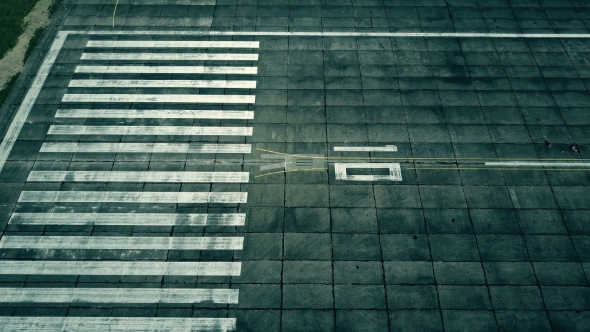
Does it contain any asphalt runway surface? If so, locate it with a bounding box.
[0,0,589,331]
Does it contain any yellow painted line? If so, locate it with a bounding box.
[255,148,587,162]
[407,167,590,171]
[113,0,119,28]
[254,168,327,178]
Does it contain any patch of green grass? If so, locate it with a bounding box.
[0,0,41,60]
[24,27,45,64]
[0,74,20,107]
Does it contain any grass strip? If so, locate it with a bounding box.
[0,0,41,60]
[23,27,46,64]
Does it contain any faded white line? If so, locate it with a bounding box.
[70,31,590,38]
[18,191,248,203]
[61,94,255,104]
[0,236,244,250]
[81,52,258,61]
[39,142,252,153]
[48,125,253,136]
[27,171,250,183]
[334,145,398,152]
[0,288,239,304]
[9,213,246,226]
[69,79,256,89]
[75,65,257,74]
[0,317,236,332]
[485,161,590,167]
[55,109,255,119]
[0,32,68,174]
[0,261,241,276]
[87,40,259,48]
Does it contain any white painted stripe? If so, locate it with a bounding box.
[39,142,251,153]
[0,317,236,332]
[69,79,256,89]
[0,261,241,276]
[81,52,258,61]
[0,32,68,175]
[18,191,248,203]
[61,94,255,104]
[334,145,398,152]
[86,40,259,48]
[48,125,253,136]
[74,65,257,74]
[71,31,590,38]
[27,171,250,183]
[9,213,246,226]
[75,0,215,3]
[55,109,255,119]
[485,161,590,167]
[0,236,243,250]
[0,288,239,304]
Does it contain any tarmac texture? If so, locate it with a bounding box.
[0,0,590,331]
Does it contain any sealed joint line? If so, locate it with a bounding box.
[18,191,248,203]
[40,142,252,154]
[9,212,246,226]
[74,65,258,75]
[68,79,257,89]
[0,288,239,304]
[0,317,236,332]
[485,161,590,167]
[9,213,246,226]
[0,236,244,250]
[0,261,241,276]
[334,145,397,152]
[81,52,259,61]
[86,40,260,48]
[48,125,253,136]
[27,171,250,183]
[55,109,255,119]
[61,94,256,104]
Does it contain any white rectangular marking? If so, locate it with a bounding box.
[0,261,241,276]
[0,317,236,332]
[81,52,258,61]
[86,40,259,48]
[75,65,257,74]
[61,94,256,104]
[9,213,246,226]
[27,171,250,183]
[48,125,253,136]
[69,79,256,89]
[334,163,402,181]
[18,191,248,203]
[40,142,251,153]
[0,288,239,304]
[55,109,255,119]
[485,161,590,167]
[0,236,243,250]
[334,145,398,152]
